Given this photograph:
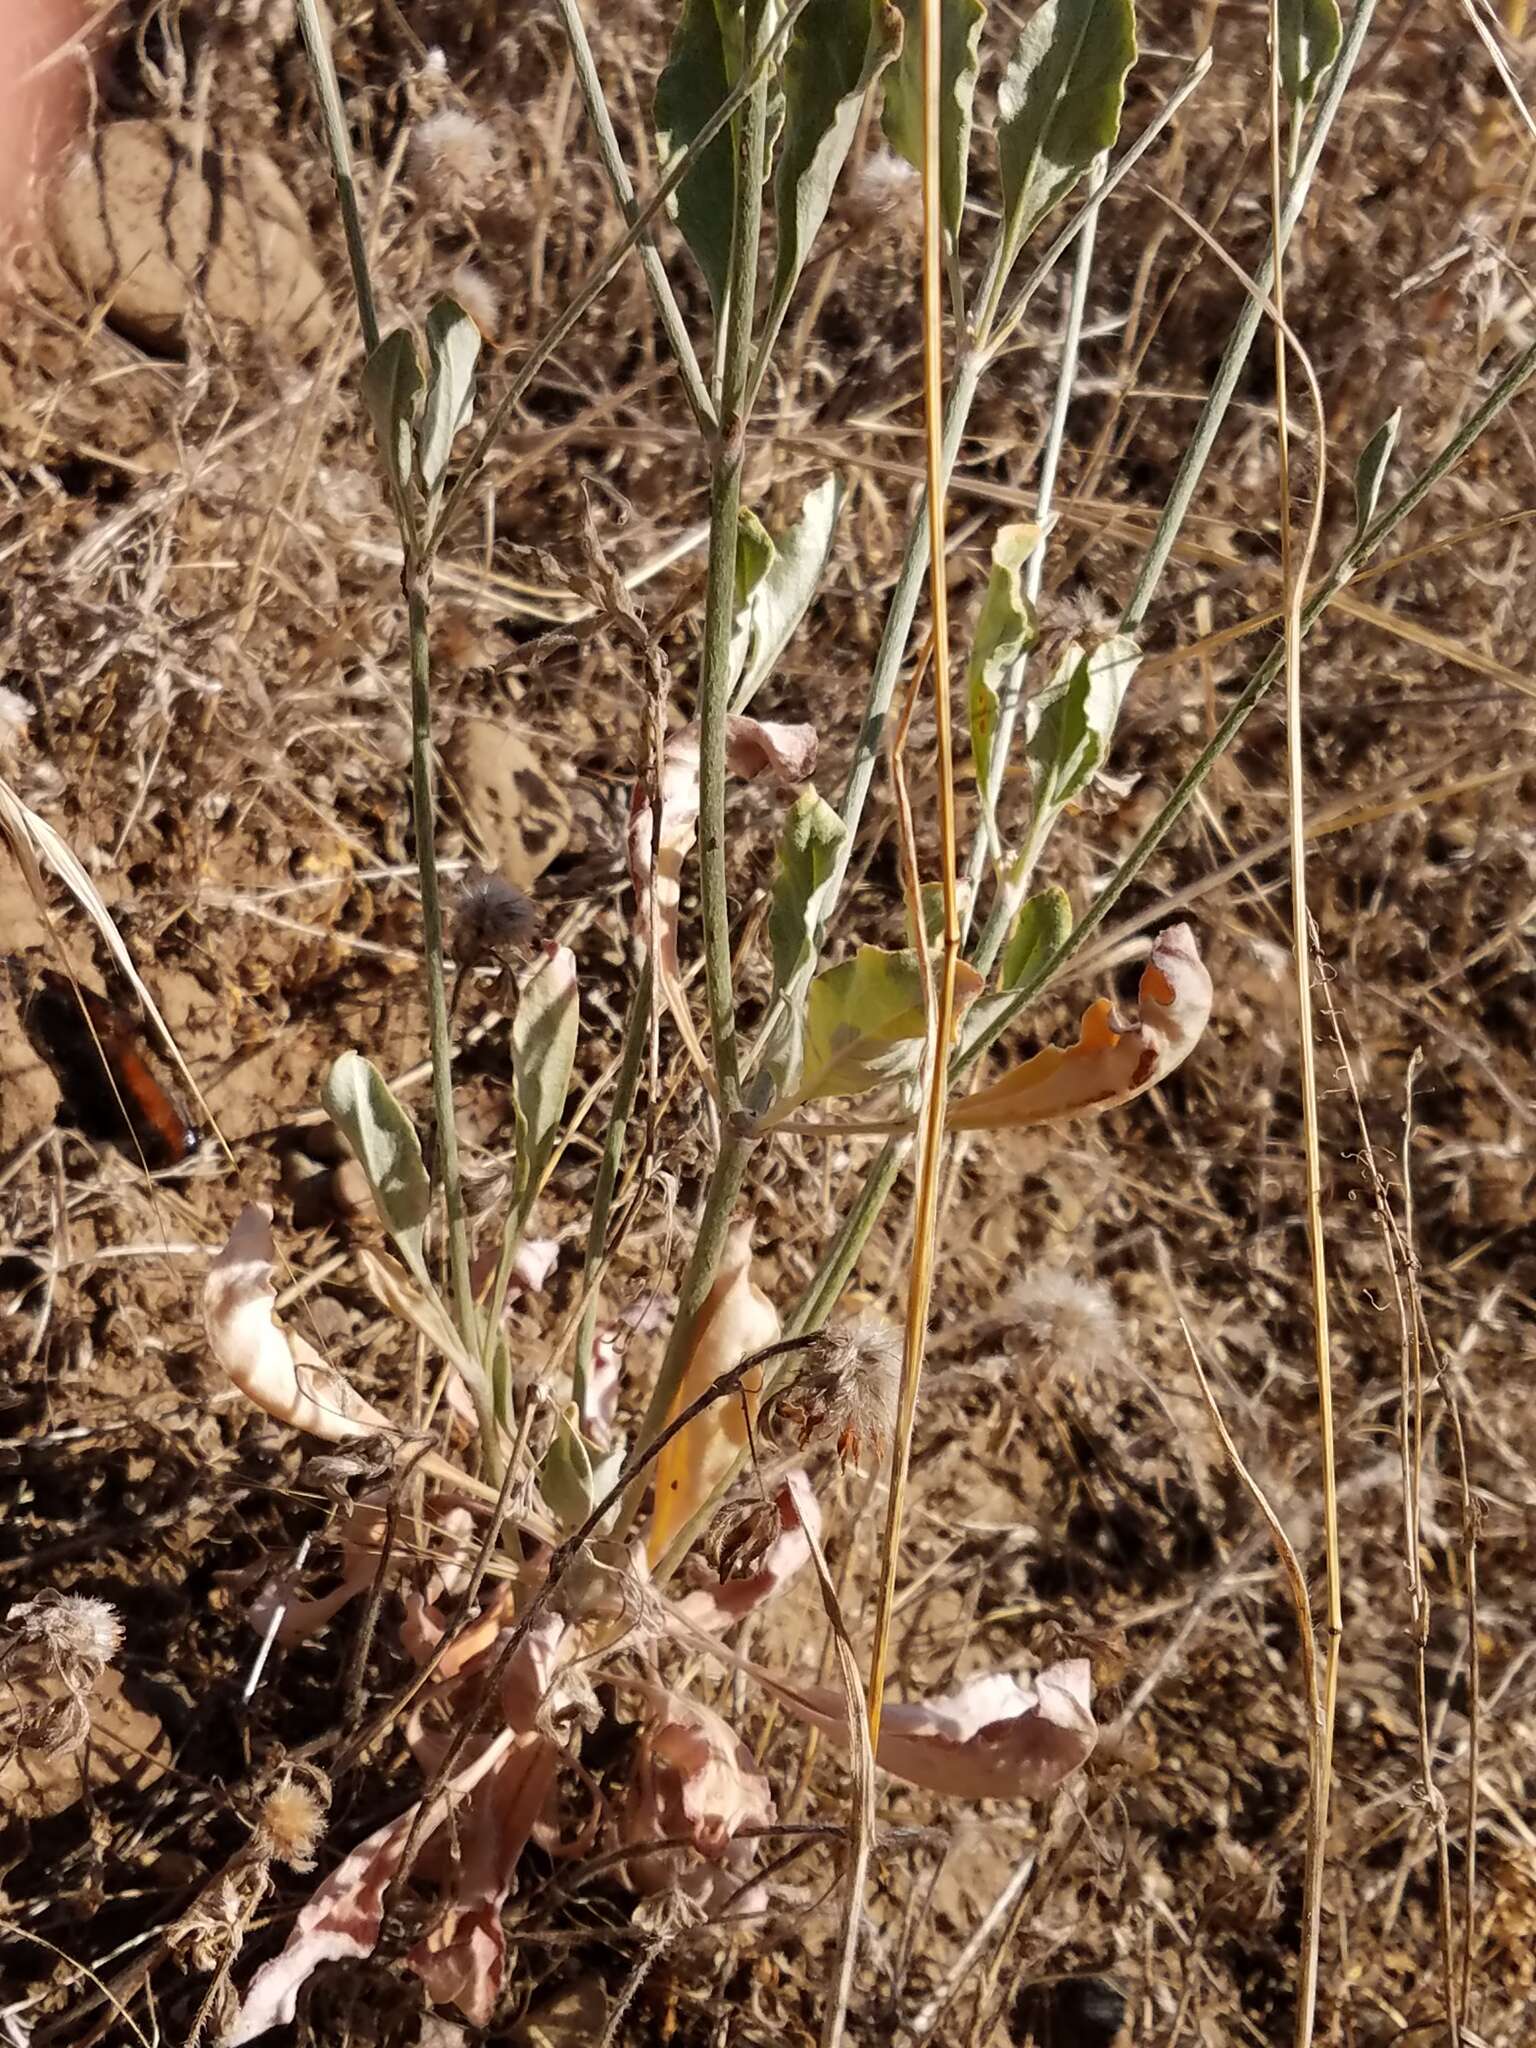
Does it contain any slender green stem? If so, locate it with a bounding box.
[787,1139,906,1336]
[573,961,653,1412]
[697,2,773,1111]
[1119,0,1378,633]
[963,161,1104,966]
[553,0,717,438]
[430,0,814,557]
[820,348,986,937]
[295,0,380,357]
[405,575,489,1472]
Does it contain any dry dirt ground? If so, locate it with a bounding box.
[2,2,1535,2044]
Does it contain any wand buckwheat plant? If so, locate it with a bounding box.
[167,0,1536,2037]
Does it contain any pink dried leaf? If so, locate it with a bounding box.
[225,1732,514,2044]
[228,1620,567,2040]
[206,1205,393,1445]
[628,717,818,1079]
[675,1479,821,1631]
[408,1738,560,2024]
[682,1626,1096,1802]
[621,1683,774,1899]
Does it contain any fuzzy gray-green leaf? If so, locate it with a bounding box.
[1025,634,1138,814]
[996,0,1136,269]
[1000,885,1073,991]
[655,0,739,324]
[966,521,1040,858]
[764,790,847,1092]
[732,475,844,712]
[1353,409,1401,541]
[795,944,928,1103]
[322,1051,432,1287]
[772,0,902,318]
[512,944,579,1218]
[1278,0,1342,109]
[881,0,985,240]
[361,327,423,500]
[418,298,481,495]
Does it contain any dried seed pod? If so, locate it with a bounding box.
[762,1318,902,1469]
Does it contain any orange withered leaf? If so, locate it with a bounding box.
[949,923,1212,1132]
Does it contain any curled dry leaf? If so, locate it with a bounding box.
[675,1479,820,1631]
[206,1205,394,1445]
[407,1737,560,2024]
[683,1613,1096,1802]
[950,924,1212,1132]
[646,1221,780,1564]
[229,1620,568,2040]
[629,716,818,1079]
[226,1732,515,2043]
[621,1682,774,1910]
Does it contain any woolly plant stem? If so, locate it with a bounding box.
[572,961,653,1413]
[553,0,717,437]
[297,0,483,1432]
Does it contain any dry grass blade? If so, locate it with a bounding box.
[1313,969,1462,2042]
[0,774,210,1136]
[1157,126,1340,2040]
[1265,33,1340,2038]
[799,1479,876,2048]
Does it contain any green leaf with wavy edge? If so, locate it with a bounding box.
[1000,885,1073,990]
[771,0,902,322]
[361,327,423,501]
[881,0,985,240]
[731,475,844,711]
[322,1051,432,1290]
[418,298,481,496]
[1024,633,1138,816]
[966,521,1041,861]
[1278,0,1342,110]
[764,790,847,1092]
[996,0,1136,273]
[512,945,579,1220]
[655,0,740,324]
[794,943,928,1103]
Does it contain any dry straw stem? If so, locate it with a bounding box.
[799,1482,876,2048]
[1264,22,1340,2035]
[1314,979,1466,2042]
[863,0,957,1758]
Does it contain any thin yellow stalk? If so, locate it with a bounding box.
[1267,25,1340,2048]
[864,0,958,1753]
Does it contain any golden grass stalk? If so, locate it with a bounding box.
[1266,24,1340,2042]
[863,0,957,1756]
